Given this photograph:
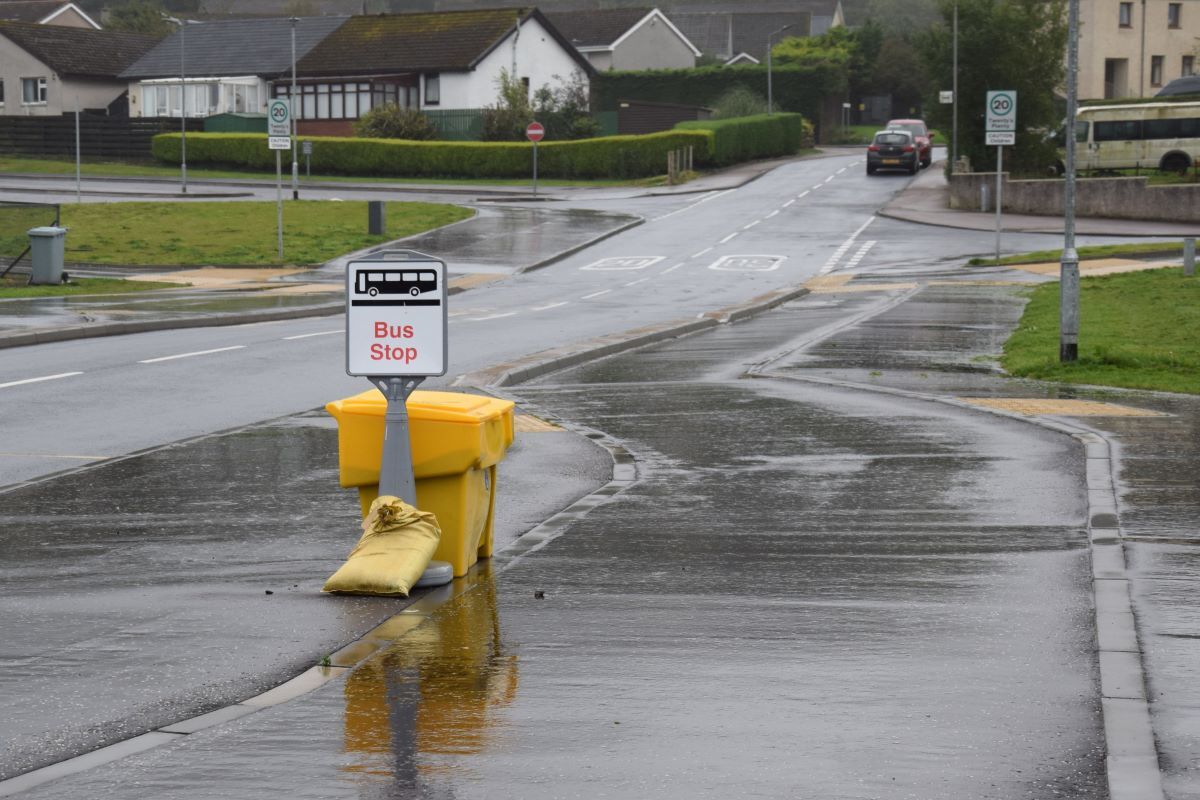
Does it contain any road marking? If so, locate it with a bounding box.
[581,289,611,300]
[782,199,796,208]
[0,451,105,461]
[709,254,786,272]
[819,216,877,276]
[0,371,83,389]
[824,175,835,183]
[812,183,823,190]
[743,220,761,230]
[465,312,517,321]
[719,232,739,244]
[661,262,685,274]
[798,190,810,198]
[282,329,343,340]
[624,277,650,287]
[582,256,664,271]
[531,301,569,311]
[765,210,780,219]
[836,167,847,174]
[845,240,877,268]
[139,346,245,364]
[650,189,734,222]
[691,247,713,259]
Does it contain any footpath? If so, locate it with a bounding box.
[0,156,1196,799]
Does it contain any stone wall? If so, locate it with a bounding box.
[949,173,1200,224]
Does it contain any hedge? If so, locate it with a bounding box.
[151,130,714,179]
[676,114,813,166]
[592,63,845,123]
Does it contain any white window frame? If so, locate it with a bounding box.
[21,77,47,105]
[424,73,440,106]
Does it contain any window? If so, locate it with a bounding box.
[1168,2,1181,27]
[1095,119,1142,141]
[424,73,440,105]
[0,81,5,106]
[1184,55,1195,77]
[1119,2,1132,26]
[1151,55,1164,86]
[21,77,47,105]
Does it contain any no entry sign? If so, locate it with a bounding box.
[345,254,447,377]
[526,122,545,142]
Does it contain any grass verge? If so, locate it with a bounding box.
[1002,267,1200,394]
[0,275,182,298]
[55,200,471,266]
[969,241,1186,266]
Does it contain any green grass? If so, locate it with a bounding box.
[969,241,1187,266]
[0,156,638,187]
[1002,267,1200,394]
[0,275,182,298]
[57,200,472,266]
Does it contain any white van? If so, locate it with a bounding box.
[1068,101,1200,173]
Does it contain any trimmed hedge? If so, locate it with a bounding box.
[592,64,845,123]
[676,114,812,166]
[151,130,714,179]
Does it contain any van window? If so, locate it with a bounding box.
[1094,120,1141,141]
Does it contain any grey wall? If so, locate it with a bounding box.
[949,172,1200,224]
[611,16,696,71]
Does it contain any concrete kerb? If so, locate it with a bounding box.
[744,367,1166,800]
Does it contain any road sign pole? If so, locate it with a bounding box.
[371,376,425,505]
[533,140,538,198]
[995,145,1003,263]
[276,150,284,261]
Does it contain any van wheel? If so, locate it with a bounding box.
[1160,153,1191,175]
[410,287,420,297]
[368,287,378,297]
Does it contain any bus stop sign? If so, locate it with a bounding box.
[345,252,448,377]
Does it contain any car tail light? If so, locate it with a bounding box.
[903,145,914,153]
[868,145,880,152]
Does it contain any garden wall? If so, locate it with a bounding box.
[949,173,1200,224]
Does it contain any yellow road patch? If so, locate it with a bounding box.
[1014,259,1178,278]
[514,414,561,432]
[958,397,1164,417]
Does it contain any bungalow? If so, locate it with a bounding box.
[287,8,594,136]
[0,1,100,29]
[120,16,348,119]
[0,20,157,115]
[544,7,700,72]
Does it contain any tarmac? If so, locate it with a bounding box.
[1,155,1198,798]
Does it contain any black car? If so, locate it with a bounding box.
[866,130,919,175]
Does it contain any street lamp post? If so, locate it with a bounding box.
[951,2,958,174]
[164,15,188,193]
[290,17,299,201]
[1060,0,1081,362]
[767,24,793,116]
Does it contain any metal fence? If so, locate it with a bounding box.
[0,202,60,279]
[424,109,484,141]
[0,115,203,160]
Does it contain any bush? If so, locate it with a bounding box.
[353,105,438,140]
[712,86,769,119]
[152,130,715,179]
[676,114,812,166]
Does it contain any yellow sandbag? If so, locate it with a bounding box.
[323,496,441,597]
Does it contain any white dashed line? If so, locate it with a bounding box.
[845,240,877,268]
[836,167,847,174]
[719,232,739,243]
[531,301,569,311]
[139,346,245,364]
[798,190,810,198]
[691,247,713,259]
[661,262,685,274]
[765,210,780,219]
[824,175,835,183]
[624,277,650,287]
[465,312,517,322]
[283,330,343,340]
[650,189,734,222]
[743,220,761,230]
[581,289,611,300]
[0,371,83,390]
[782,199,796,208]
[818,216,877,276]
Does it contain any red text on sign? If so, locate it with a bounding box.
[375,322,414,339]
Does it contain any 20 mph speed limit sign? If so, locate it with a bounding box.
[345,253,448,377]
[986,90,1017,132]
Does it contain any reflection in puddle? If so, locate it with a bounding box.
[341,566,517,794]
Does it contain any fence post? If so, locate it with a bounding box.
[1185,237,1196,277]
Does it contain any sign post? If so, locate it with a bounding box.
[268,99,291,261]
[985,90,1017,263]
[526,121,544,197]
[345,250,448,504]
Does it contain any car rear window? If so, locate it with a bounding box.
[889,121,927,136]
[875,133,909,145]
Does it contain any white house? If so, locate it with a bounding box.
[0,1,100,29]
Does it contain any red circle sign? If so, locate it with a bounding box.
[526,122,545,142]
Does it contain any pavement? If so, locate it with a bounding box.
[1,155,1198,798]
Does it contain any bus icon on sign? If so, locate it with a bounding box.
[355,268,437,298]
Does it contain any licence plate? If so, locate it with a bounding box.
[882,158,900,165]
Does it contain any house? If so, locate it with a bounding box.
[669,11,813,63]
[724,52,760,66]
[120,16,349,119]
[545,7,699,71]
[289,8,594,136]
[0,20,157,115]
[1077,0,1198,99]
[0,1,100,29]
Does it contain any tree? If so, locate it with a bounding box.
[353,105,438,140]
[481,69,598,142]
[870,36,930,117]
[106,0,173,36]
[919,0,1067,174]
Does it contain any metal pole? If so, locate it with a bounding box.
[767,36,773,116]
[1061,0,1081,362]
[290,17,299,201]
[951,2,959,174]
[276,150,284,261]
[373,377,425,504]
[74,98,81,204]
[180,19,187,194]
[532,140,538,198]
[994,145,1003,262]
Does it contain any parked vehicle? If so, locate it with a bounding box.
[886,118,932,168]
[1056,101,1200,174]
[1156,75,1200,98]
[866,130,919,175]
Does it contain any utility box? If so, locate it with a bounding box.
[368,201,385,236]
[326,389,515,577]
[27,226,66,285]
